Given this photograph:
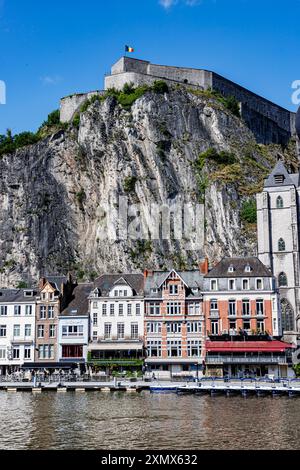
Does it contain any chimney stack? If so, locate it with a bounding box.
[199,258,209,275]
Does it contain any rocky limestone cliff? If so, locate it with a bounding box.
[0,86,297,286]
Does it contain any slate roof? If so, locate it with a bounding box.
[144,269,204,298]
[60,283,93,316]
[205,257,272,278]
[264,161,298,188]
[92,274,144,296]
[45,275,69,291]
[0,288,38,303]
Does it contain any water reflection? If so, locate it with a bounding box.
[0,391,299,449]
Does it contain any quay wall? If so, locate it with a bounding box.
[60,90,104,123]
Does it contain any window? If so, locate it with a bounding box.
[62,325,83,337]
[256,279,263,290]
[37,325,44,338]
[92,331,97,341]
[38,344,54,359]
[62,345,83,358]
[167,302,181,315]
[278,238,286,252]
[104,323,112,339]
[0,325,6,337]
[228,300,236,316]
[166,322,182,334]
[274,174,284,184]
[118,304,124,316]
[49,292,54,301]
[25,305,32,316]
[228,279,236,290]
[93,312,98,326]
[242,279,249,290]
[187,340,201,357]
[228,265,235,273]
[13,347,20,359]
[110,304,115,316]
[187,321,202,333]
[136,304,141,316]
[169,284,178,295]
[102,304,107,316]
[147,322,161,334]
[211,320,219,335]
[210,299,218,311]
[49,325,56,338]
[242,300,250,316]
[229,320,236,331]
[131,323,139,339]
[93,301,98,308]
[14,305,21,316]
[0,306,7,316]
[243,320,251,330]
[24,324,31,337]
[147,340,161,357]
[41,293,46,301]
[276,196,284,208]
[127,304,132,316]
[188,303,200,315]
[117,323,125,339]
[210,280,218,291]
[0,348,6,359]
[24,347,31,360]
[40,306,46,319]
[256,299,264,316]
[151,288,158,294]
[13,324,20,337]
[167,340,182,357]
[149,302,160,315]
[245,264,252,273]
[278,272,288,287]
[48,306,54,319]
[257,320,265,332]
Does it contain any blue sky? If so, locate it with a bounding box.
[0,0,299,135]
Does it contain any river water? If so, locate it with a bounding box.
[0,391,299,449]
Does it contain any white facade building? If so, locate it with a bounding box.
[88,274,144,369]
[58,284,91,366]
[257,161,300,341]
[0,288,37,373]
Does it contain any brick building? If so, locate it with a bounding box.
[144,265,206,379]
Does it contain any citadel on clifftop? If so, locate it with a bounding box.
[60,56,296,146]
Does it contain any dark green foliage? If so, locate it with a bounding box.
[211,90,240,117]
[152,80,169,94]
[124,175,137,193]
[76,188,86,205]
[16,281,28,288]
[195,147,236,171]
[41,109,60,127]
[240,199,257,223]
[72,113,80,129]
[0,129,39,157]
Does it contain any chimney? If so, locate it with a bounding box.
[38,277,46,289]
[199,258,209,275]
[144,269,153,278]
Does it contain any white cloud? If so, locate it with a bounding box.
[40,75,62,86]
[159,0,201,8]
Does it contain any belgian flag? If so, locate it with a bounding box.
[125,45,134,53]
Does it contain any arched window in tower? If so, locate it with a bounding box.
[276,196,284,209]
[278,272,288,287]
[278,238,286,251]
[280,298,295,332]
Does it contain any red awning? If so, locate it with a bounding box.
[205,340,295,353]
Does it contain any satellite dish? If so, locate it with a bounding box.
[296,106,300,140]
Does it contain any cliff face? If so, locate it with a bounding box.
[0,87,297,286]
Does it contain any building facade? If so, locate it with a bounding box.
[203,257,288,378]
[35,275,76,364]
[0,288,37,374]
[144,267,206,379]
[257,161,300,339]
[87,274,144,372]
[58,284,91,369]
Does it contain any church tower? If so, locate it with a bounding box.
[257,161,300,341]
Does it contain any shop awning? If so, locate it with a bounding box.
[205,340,295,353]
[22,362,79,369]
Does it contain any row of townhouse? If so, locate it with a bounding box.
[0,257,295,379]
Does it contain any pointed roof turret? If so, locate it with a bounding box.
[264,160,295,188]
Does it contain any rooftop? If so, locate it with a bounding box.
[205,257,272,278]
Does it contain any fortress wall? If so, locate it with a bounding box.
[60,91,104,123]
[104,71,204,91]
[147,64,212,88]
[212,73,293,144]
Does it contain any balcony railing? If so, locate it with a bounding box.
[10,337,34,344]
[206,355,287,365]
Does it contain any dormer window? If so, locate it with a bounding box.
[24,290,33,298]
[274,174,284,184]
[228,265,235,273]
[192,287,198,294]
[245,264,252,273]
[151,288,158,294]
